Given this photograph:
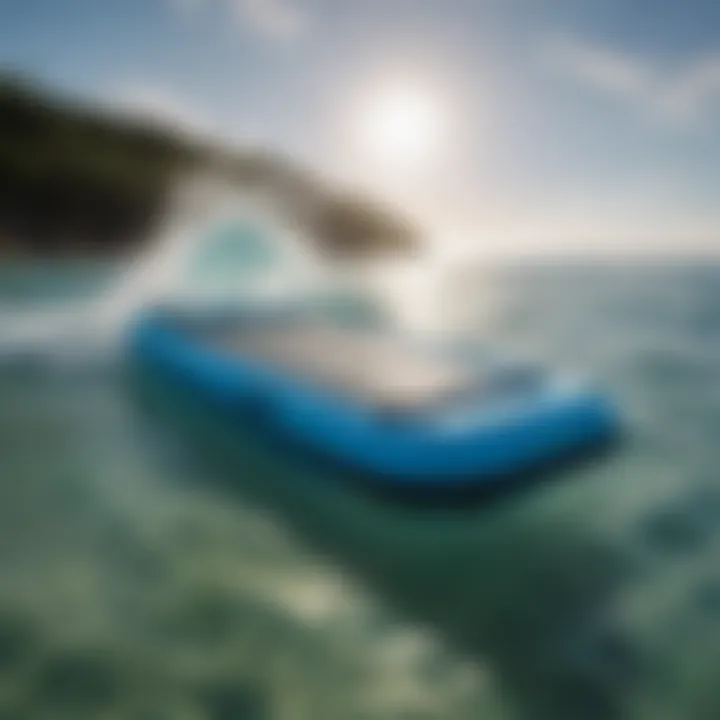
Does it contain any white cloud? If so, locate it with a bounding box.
[543,36,651,100]
[163,0,308,42]
[543,34,720,126]
[657,55,720,122]
[231,0,307,41]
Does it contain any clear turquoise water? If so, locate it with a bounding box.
[1,262,719,719]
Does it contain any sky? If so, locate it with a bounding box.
[1,0,719,257]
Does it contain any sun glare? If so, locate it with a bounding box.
[354,81,447,171]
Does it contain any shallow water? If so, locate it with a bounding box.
[1,261,719,719]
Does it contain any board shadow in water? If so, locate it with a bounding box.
[128,368,637,720]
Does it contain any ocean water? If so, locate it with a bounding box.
[0,261,719,719]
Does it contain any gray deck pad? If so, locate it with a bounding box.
[208,322,478,412]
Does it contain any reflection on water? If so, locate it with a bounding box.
[1,262,720,718]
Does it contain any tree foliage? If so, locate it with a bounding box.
[0,75,418,257]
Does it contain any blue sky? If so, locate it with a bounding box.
[1,0,719,255]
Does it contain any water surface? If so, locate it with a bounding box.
[0,261,719,719]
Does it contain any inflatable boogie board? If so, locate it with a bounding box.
[129,306,618,488]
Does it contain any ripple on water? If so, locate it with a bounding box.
[32,648,123,714]
[199,679,267,720]
[642,508,708,555]
[692,580,720,616]
[0,613,38,677]
[158,589,253,647]
[564,622,645,694]
[640,486,720,556]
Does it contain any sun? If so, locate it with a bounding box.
[353,80,448,171]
